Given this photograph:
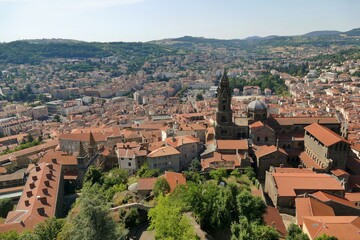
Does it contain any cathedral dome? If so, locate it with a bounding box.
[247,100,267,110]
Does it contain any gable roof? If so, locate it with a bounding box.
[216,139,248,150]
[295,197,335,226]
[137,178,157,191]
[304,123,349,147]
[164,171,186,192]
[302,216,360,240]
[263,206,287,237]
[165,135,200,148]
[255,145,287,159]
[310,191,357,208]
[271,172,345,197]
[0,162,62,233]
[147,146,180,158]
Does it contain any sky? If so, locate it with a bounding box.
[0,0,359,43]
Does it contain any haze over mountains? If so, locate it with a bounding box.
[3,27,360,44]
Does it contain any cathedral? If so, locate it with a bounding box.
[215,70,267,140]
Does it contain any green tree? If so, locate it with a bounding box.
[153,178,170,197]
[196,93,204,101]
[0,231,20,240]
[27,133,34,143]
[83,166,103,185]
[0,198,13,218]
[244,167,255,180]
[61,183,124,240]
[315,234,337,240]
[53,115,60,122]
[189,158,202,172]
[33,217,65,240]
[148,195,198,240]
[137,163,160,178]
[209,168,227,183]
[286,223,309,240]
[103,168,128,189]
[236,190,266,223]
[231,217,280,240]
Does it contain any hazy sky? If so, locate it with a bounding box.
[0,0,359,42]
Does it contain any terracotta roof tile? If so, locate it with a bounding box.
[304,123,349,147]
[137,178,157,191]
[302,216,360,240]
[263,206,287,237]
[147,146,180,158]
[255,145,287,159]
[216,139,248,150]
[295,197,335,226]
[272,172,345,197]
[164,171,186,192]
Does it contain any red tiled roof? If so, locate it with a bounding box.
[147,146,180,158]
[255,145,287,159]
[311,191,357,208]
[201,152,243,170]
[216,139,248,150]
[304,123,349,147]
[164,171,186,192]
[299,151,325,170]
[165,135,199,148]
[0,162,62,233]
[137,178,157,191]
[39,150,77,165]
[295,197,335,226]
[302,216,360,240]
[263,206,287,237]
[272,172,345,197]
[345,192,360,202]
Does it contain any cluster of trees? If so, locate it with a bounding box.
[229,72,289,95]
[0,198,13,218]
[0,40,174,66]
[273,63,309,77]
[148,165,275,239]
[83,166,128,202]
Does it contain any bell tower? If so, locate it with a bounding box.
[215,70,235,139]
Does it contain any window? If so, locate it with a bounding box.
[128,162,131,167]
[257,137,260,142]
[121,158,124,160]
[265,137,268,142]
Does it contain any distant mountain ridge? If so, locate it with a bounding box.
[303,30,341,37]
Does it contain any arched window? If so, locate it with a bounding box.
[282,144,286,149]
[265,136,268,142]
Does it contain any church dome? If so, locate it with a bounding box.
[247,100,267,110]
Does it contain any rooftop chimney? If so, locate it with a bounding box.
[35,166,41,172]
[24,200,30,207]
[29,182,35,189]
[32,175,38,181]
[51,158,57,164]
[46,163,53,169]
